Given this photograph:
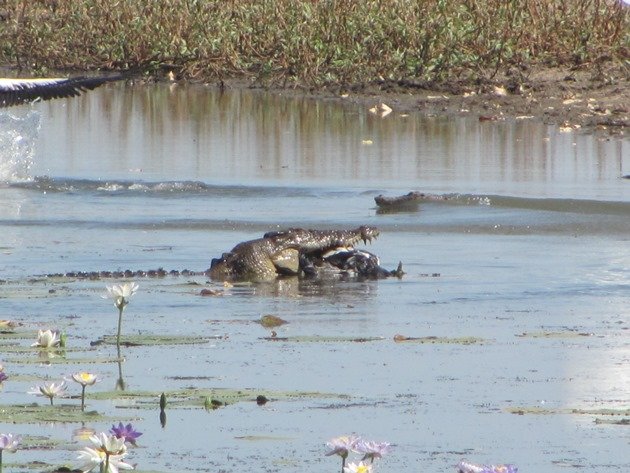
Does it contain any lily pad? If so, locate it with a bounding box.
[234,435,296,441]
[17,434,72,451]
[0,329,42,340]
[506,406,630,417]
[393,335,486,344]
[5,355,121,365]
[89,387,347,408]
[260,335,385,343]
[594,418,629,425]
[91,334,222,347]
[506,406,559,415]
[515,331,597,339]
[571,407,630,416]
[0,403,119,423]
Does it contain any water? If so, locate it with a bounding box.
[0,83,629,473]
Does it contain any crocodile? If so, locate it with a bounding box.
[44,226,403,283]
[374,191,451,213]
[209,226,403,282]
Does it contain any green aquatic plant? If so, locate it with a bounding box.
[1,403,111,424]
[104,282,138,349]
[0,433,21,473]
[93,334,216,347]
[68,372,101,411]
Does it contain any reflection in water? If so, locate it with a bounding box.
[115,347,126,391]
[35,83,628,199]
[245,276,381,302]
[159,393,167,428]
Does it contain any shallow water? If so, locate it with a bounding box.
[0,83,629,473]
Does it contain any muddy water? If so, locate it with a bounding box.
[0,83,628,473]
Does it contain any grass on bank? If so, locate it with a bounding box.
[0,0,628,87]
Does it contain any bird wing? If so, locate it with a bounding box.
[0,75,125,108]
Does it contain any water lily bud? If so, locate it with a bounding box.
[160,392,166,411]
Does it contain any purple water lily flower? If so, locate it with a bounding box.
[355,439,392,462]
[110,422,143,446]
[0,372,7,383]
[0,433,21,452]
[0,433,21,472]
[325,435,360,459]
[457,460,518,473]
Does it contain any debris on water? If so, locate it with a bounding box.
[256,395,269,405]
[200,288,223,296]
[368,103,392,117]
[204,397,225,410]
[258,314,288,329]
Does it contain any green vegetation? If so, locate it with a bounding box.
[0,0,627,85]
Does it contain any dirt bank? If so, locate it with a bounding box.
[244,64,628,137]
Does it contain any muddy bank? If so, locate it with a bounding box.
[227,64,628,137]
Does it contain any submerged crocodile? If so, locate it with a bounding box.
[45,227,402,283]
[209,226,403,282]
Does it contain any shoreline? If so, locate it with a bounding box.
[210,63,628,137]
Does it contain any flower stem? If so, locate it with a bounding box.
[81,385,86,411]
[49,396,54,406]
[1,449,3,473]
[116,305,124,348]
[104,452,110,473]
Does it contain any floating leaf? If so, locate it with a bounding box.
[91,334,221,347]
[515,331,597,339]
[0,403,119,424]
[261,335,385,343]
[89,387,347,408]
[393,334,486,345]
[506,406,630,417]
[6,355,120,365]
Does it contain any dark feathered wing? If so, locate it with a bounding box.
[0,75,125,108]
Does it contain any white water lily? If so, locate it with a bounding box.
[67,372,101,411]
[104,282,139,309]
[104,282,139,348]
[89,432,127,456]
[31,329,61,348]
[28,380,67,405]
[69,372,100,387]
[77,446,133,473]
[343,461,373,473]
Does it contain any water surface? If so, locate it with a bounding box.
[0,83,628,473]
